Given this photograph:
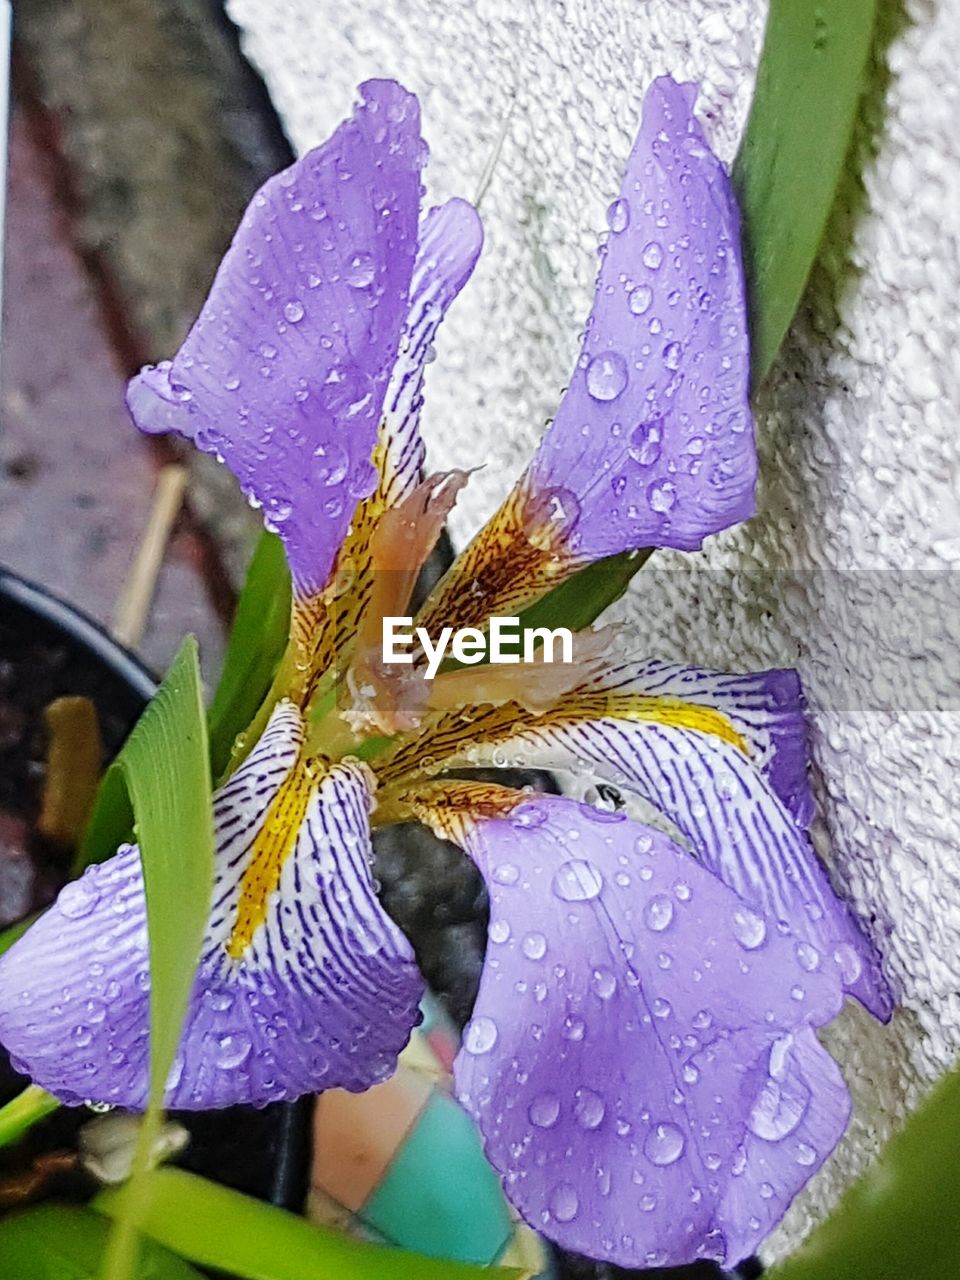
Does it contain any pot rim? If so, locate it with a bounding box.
[0,566,158,702]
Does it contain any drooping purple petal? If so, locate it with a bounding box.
[524,76,755,555]
[379,198,484,508]
[601,659,815,828]
[126,80,425,596]
[453,795,849,1268]
[0,703,423,1109]
[428,693,891,1021]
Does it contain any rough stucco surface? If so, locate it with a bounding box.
[228,0,960,1261]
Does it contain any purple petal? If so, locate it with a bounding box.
[0,704,423,1109]
[435,696,891,1020]
[125,80,425,595]
[380,198,484,508]
[454,796,848,1268]
[525,76,755,555]
[604,659,815,828]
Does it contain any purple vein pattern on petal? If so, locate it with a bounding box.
[454,796,849,1268]
[602,659,815,828]
[379,198,484,507]
[125,79,424,595]
[525,77,755,555]
[0,703,423,1109]
[444,708,891,1021]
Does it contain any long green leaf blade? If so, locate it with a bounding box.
[208,530,291,779]
[96,638,214,1280]
[732,0,878,383]
[96,1168,522,1280]
[0,1204,204,1280]
[768,1064,960,1280]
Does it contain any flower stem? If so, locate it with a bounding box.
[0,1084,60,1148]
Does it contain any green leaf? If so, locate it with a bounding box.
[517,549,652,634]
[768,1063,960,1280]
[0,1084,59,1146]
[96,1168,522,1280]
[207,530,291,779]
[732,0,878,384]
[0,1204,204,1280]
[93,638,214,1280]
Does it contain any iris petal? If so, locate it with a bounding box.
[450,795,848,1268]
[377,665,890,1019]
[0,704,422,1109]
[126,79,424,596]
[594,659,814,828]
[525,75,755,555]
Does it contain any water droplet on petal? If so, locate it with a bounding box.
[585,351,628,402]
[60,879,100,920]
[592,968,617,1000]
[732,907,768,951]
[215,1032,252,1070]
[607,198,630,233]
[283,299,305,323]
[833,943,863,984]
[795,1141,817,1167]
[493,863,520,886]
[628,284,653,316]
[346,252,376,288]
[644,1122,685,1166]
[648,480,677,513]
[562,1014,586,1041]
[522,932,547,960]
[489,920,510,944]
[748,1077,808,1141]
[553,860,604,902]
[464,1016,498,1055]
[629,419,662,466]
[574,1088,606,1130]
[642,241,663,269]
[529,1092,560,1128]
[550,1183,579,1222]
[644,895,674,932]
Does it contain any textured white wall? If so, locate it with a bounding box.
[228,0,960,1260]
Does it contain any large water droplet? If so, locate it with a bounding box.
[642,241,663,270]
[592,967,617,999]
[606,198,630,233]
[529,1092,561,1128]
[662,341,681,370]
[215,1032,252,1070]
[562,1014,586,1041]
[489,920,511,945]
[60,879,100,920]
[574,1088,606,1130]
[732,907,768,951]
[748,1077,808,1141]
[644,1122,685,1166]
[628,419,662,467]
[553,860,604,902]
[648,480,677,513]
[585,351,628,402]
[493,863,520,886]
[464,1016,498,1055]
[550,1182,579,1223]
[628,284,653,316]
[283,299,305,323]
[833,943,863,985]
[346,252,376,288]
[522,932,547,960]
[644,895,674,932]
[795,942,820,972]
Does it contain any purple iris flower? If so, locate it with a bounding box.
[0,78,892,1268]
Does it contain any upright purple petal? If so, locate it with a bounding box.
[379,198,484,508]
[126,80,425,595]
[454,796,848,1268]
[0,703,423,1109]
[525,76,755,555]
